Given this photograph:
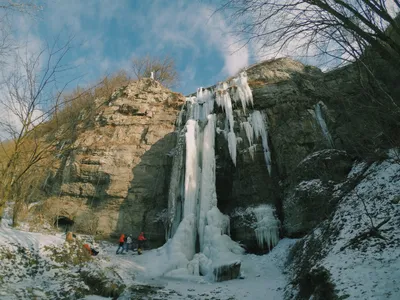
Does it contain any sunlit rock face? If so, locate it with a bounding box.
[40,58,355,253]
[40,79,185,246]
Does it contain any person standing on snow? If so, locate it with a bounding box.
[116,233,125,254]
[137,232,146,255]
[126,235,132,252]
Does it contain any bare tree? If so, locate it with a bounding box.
[218,0,400,68]
[0,37,78,225]
[0,0,42,13]
[131,54,178,88]
[0,1,43,64]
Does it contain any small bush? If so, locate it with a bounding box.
[248,80,266,88]
[44,240,92,267]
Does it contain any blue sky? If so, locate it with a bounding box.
[12,0,257,95]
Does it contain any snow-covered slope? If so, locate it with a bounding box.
[285,154,400,299]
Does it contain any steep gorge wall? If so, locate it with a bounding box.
[34,57,399,252]
[39,79,184,246]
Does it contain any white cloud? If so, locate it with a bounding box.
[133,1,249,79]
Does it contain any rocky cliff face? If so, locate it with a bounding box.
[36,57,399,258]
[37,59,341,247]
[214,59,338,250]
[40,79,184,246]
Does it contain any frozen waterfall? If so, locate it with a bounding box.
[164,71,276,281]
[164,84,246,280]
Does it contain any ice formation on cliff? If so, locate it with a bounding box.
[164,71,275,280]
[314,101,334,148]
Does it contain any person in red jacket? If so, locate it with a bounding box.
[137,232,146,255]
[83,243,99,256]
[116,233,125,254]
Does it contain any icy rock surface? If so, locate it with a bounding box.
[285,155,400,299]
[314,101,334,148]
[232,204,280,252]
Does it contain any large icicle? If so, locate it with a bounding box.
[314,102,334,148]
[184,120,199,217]
[250,111,272,175]
[241,121,254,146]
[238,71,253,107]
[227,132,237,166]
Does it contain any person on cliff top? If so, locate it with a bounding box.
[137,232,146,255]
[116,233,126,254]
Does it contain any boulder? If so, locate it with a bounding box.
[213,261,241,282]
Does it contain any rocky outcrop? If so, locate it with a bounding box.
[42,79,184,246]
[34,57,398,256]
[283,150,354,237]
[214,58,338,250]
[285,155,400,299]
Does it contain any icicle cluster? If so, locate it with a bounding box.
[239,111,272,175]
[214,71,254,165]
[187,88,214,121]
[230,72,253,114]
[252,205,280,251]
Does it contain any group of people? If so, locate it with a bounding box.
[116,232,147,255]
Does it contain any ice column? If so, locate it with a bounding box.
[314,102,335,148]
[198,114,218,251]
[227,132,237,166]
[184,120,200,217]
[241,121,254,146]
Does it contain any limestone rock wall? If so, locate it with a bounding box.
[37,57,396,252]
[45,79,184,246]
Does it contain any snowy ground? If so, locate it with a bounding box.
[97,238,296,300]
[323,158,400,299]
[0,209,297,300]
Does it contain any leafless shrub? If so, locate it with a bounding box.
[131,55,178,88]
